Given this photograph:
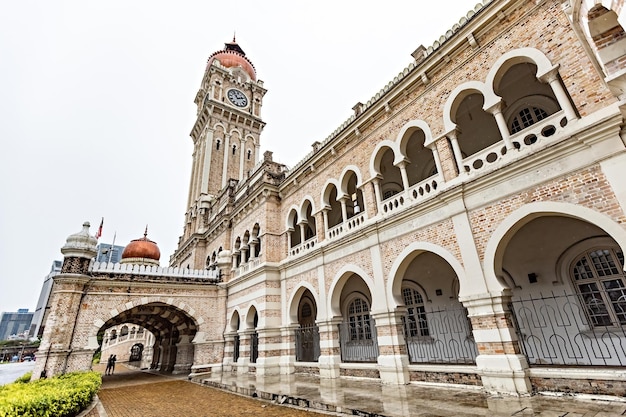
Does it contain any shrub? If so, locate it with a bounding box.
[13,372,31,384]
[0,371,101,417]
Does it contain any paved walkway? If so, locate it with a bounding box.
[85,364,626,417]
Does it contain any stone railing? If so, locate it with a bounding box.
[326,213,367,242]
[462,111,567,177]
[289,236,318,257]
[90,261,221,282]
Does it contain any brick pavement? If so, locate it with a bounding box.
[82,364,331,417]
[81,364,626,417]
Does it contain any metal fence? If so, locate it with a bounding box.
[250,332,259,363]
[339,319,379,362]
[510,291,626,366]
[233,335,240,362]
[295,324,320,362]
[403,305,478,364]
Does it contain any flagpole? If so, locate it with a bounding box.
[108,232,117,264]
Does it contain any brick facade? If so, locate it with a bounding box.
[38,0,626,398]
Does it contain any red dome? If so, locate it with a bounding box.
[122,230,160,261]
[207,40,256,81]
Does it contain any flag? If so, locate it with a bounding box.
[95,218,103,239]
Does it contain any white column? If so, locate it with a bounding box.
[339,197,348,223]
[427,143,444,180]
[200,128,214,194]
[486,101,515,151]
[372,177,382,204]
[539,66,577,122]
[397,160,410,191]
[239,137,246,181]
[222,133,231,189]
[298,221,307,243]
[447,129,465,176]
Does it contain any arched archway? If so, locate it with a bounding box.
[487,204,626,367]
[96,302,199,374]
[388,248,477,364]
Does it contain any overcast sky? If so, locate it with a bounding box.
[0,0,478,315]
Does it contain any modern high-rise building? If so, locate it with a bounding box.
[31,261,62,339]
[0,309,34,341]
[95,243,125,264]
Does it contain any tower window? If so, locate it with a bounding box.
[216,140,221,150]
[232,145,237,155]
[247,149,252,160]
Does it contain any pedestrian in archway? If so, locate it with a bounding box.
[105,354,114,375]
[110,355,117,374]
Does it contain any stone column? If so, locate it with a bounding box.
[321,208,329,233]
[33,222,98,380]
[358,179,377,220]
[462,292,531,395]
[372,309,410,384]
[539,66,577,122]
[315,211,325,243]
[339,197,348,224]
[221,133,231,189]
[173,335,194,374]
[317,317,342,379]
[286,228,293,250]
[427,142,444,181]
[279,324,299,374]
[486,101,515,151]
[372,177,382,206]
[255,327,282,376]
[447,129,465,175]
[237,330,252,374]
[240,245,248,264]
[222,331,238,371]
[248,240,257,259]
[397,160,410,191]
[298,221,307,244]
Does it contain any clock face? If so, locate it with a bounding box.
[227,89,248,107]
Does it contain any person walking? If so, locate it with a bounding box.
[105,354,114,375]
[110,355,117,375]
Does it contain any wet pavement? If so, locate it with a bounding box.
[86,364,626,417]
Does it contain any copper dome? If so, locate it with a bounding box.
[122,229,160,261]
[207,39,256,81]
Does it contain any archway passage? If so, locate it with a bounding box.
[500,215,626,366]
[98,303,198,374]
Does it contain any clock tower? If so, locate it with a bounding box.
[179,38,267,244]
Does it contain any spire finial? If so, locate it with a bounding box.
[144,225,148,239]
[233,32,236,43]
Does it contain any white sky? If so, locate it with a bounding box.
[0,0,477,315]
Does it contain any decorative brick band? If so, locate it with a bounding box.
[476,341,520,355]
[409,370,482,386]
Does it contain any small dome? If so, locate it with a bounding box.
[121,228,160,266]
[207,38,256,81]
[61,221,98,259]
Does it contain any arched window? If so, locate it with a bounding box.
[216,139,221,150]
[510,106,548,134]
[347,297,372,341]
[247,149,252,160]
[571,247,626,327]
[402,286,429,337]
[232,144,237,155]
